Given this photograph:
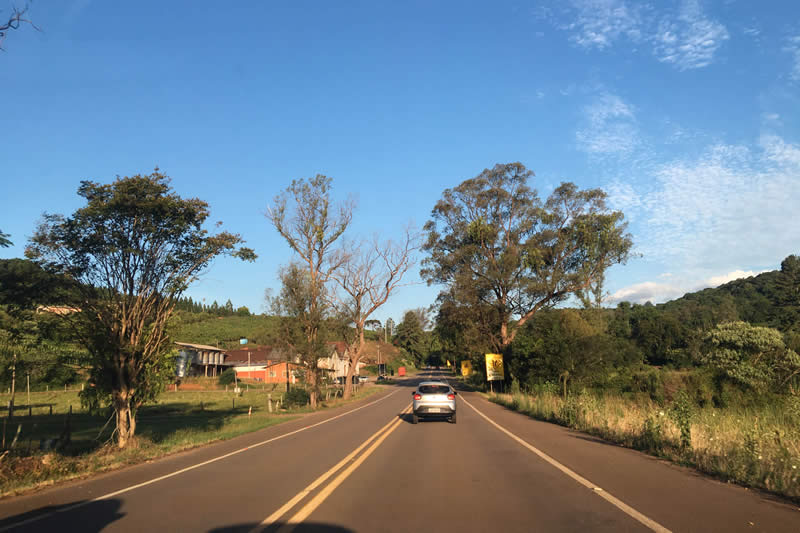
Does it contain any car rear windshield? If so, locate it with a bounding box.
[419,385,450,394]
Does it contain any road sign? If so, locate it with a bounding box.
[239,338,248,345]
[485,353,504,381]
[461,360,473,376]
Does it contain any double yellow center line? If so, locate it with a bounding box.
[250,404,411,533]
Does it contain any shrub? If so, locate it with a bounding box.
[636,413,664,453]
[218,368,237,386]
[556,397,586,428]
[285,387,310,407]
[669,390,693,449]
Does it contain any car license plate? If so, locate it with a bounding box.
[429,408,440,413]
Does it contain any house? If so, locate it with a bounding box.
[175,342,229,378]
[318,341,368,381]
[237,360,302,384]
[228,345,301,384]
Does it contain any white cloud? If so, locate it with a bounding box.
[576,93,640,155]
[608,134,800,278]
[652,0,729,70]
[547,0,728,70]
[706,269,763,286]
[607,281,687,304]
[608,269,768,304]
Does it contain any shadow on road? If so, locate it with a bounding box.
[210,522,354,533]
[0,498,125,532]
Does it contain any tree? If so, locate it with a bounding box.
[26,170,255,448]
[422,162,633,356]
[394,310,426,366]
[267,175,352,408]
[384,317,395,342]
[331,231,417,398]
[1,4,38,50]
[774,255,800,330]
[0,230,11,247]
[701,321,800,394]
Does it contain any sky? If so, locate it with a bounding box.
[2,0,799,325]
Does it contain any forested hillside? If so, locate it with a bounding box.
[443,255,800,403]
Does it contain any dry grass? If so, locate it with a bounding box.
[490,391,800,503]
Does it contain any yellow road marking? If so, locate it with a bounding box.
[460,395,672,533]
[0,390,399,533]
[251,404,410,533]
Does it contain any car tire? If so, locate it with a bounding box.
[450,412,457,424]
[412,413,419,424]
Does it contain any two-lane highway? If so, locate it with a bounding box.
[1,371,798,532]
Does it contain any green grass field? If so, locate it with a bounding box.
[0,383,381,497]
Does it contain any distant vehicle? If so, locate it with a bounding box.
[411,381,457,424]
[377,375,387,382]
[358,375,368,383]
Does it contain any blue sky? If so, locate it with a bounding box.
[2,0,799,324]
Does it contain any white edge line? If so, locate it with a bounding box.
[0,389,398,532]
[460,395,672,533]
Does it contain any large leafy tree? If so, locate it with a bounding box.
[422,162,633,355]
[26,170,255,448]
[268,175,352,408]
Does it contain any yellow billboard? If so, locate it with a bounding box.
[461,360,473,376]
[485,353,504,381]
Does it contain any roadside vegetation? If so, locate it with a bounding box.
[0,382,380,497]
[488,385,800,502]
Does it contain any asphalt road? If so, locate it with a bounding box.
[1,371,798,532]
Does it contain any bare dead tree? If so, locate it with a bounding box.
[268,175,354,408]
[331,228,418,399]
[1,4,40,50]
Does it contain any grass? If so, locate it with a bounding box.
[0,382,381,497]
[488,389,800,503]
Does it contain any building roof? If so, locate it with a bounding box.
[328,341,349,356]
[175,342,226,352]
[225,346,276,364]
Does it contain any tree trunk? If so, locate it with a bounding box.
[308,370,318,408]
[343,332,365,400]
[113,390,135,449]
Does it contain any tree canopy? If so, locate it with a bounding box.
[26,170,255,448]
[422,162,633,350]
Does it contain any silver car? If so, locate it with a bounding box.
[411,381,457,424]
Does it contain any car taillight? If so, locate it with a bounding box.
[447,393,455,400]
[413,393,422,400]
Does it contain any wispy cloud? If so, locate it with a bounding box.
[545,0,729,70]
[785,35,800,81]
[576,93,640,155]
[608,134,800,282]
[652,0,729,70]
[565,0,644,49]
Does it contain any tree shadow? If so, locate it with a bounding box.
[0,498,125,532]
[0,402,241,457]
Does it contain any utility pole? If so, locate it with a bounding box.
[9,353,16,418]
[26,372,30,407]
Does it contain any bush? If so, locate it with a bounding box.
[285,387,310,407]
[218,368,237,386]
[556,397,586,428]
[635,414,665,453]
[669,390,693,449]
